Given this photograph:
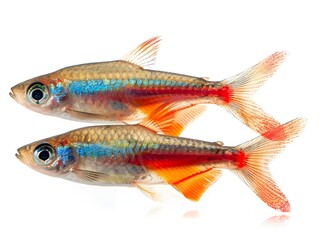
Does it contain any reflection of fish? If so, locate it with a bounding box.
[262,215,290,227]
[10,36,286,137]
[16,112,305,212]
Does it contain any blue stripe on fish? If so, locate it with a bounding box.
[74,141,160,158]
[75,143,113,158]
[68,79,190,96]
[154,80,161,86]
[143,80,149,86]
[136,79,143,87]
[50,83,67,102]
[57,145,75,166]
[165,80,172,86]
[122,79,129,87]
[129,78,136,85]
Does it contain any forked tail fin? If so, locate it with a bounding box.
[222,52,286,139]
[234,118,306,212]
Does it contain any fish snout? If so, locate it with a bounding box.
[15,150,22,161]
[9,88,16,100]
[15,145,32,165]
[10,84,26,102]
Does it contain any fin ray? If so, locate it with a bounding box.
[173,168,222,201]
[122,36,161,69]
[136,183,164,201]
[233,118,305,212]
[72,169,130,184]
[149,165,222,201]
[222,51,287,137]
[140,102,206,136]
[72,169,109,183]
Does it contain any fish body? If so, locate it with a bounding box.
[11,37,286,137]
[49,61,218,123]
[18,125,232,185]
[16,118,305,212]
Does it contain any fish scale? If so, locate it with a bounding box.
[12,37,305,212]
[11,36,287,136]
[16,117,305,212]
[65,125,228,171]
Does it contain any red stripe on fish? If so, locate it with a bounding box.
[236,150,247,168]
[132,150,243,169]
[127,85,232,102]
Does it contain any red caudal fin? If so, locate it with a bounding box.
[221,52,287,138]
[233,118,305,212]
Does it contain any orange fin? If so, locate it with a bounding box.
[234,118,305,212]
[222,52,287,138]
[140,102,207,136]
[122,36,161,69]
[151,166,222,201]
[139,102,164,118]
[173,168,222,201]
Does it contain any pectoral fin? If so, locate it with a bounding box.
[72,169,130,184]
[72,169,109,183]
[135,184,164,201]
[65,108,107,122]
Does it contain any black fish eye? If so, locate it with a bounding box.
[34,144,55,165]
[27,83,48,104]
[38,149,50,161]
[31,89,44,101]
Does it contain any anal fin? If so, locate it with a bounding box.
[173,168,221,201]
[151,165,222,201]
[141,102,207,137]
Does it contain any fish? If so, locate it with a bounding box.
[15,111,305,212]
[10,36,286,138]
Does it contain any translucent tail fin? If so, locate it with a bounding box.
[222,52,286,138]
[234,118,306,212]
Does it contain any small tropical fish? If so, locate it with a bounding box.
[10,36,286,137]
[16,115,305,212]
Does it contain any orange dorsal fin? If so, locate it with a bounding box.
[140,102,207,137]
[122,36,161,69]
[151,166,222,201]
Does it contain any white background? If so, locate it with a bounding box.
[0,1,317,239]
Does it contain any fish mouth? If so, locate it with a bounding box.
[15,151,22,161]
[15,148,25,163]
[15,146,32,165]
[9,90,16,100]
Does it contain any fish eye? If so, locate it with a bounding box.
[27,83,48,104]
[33,144,55,165]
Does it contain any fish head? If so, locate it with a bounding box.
[10,74,61,116]
[16,136,76,177]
